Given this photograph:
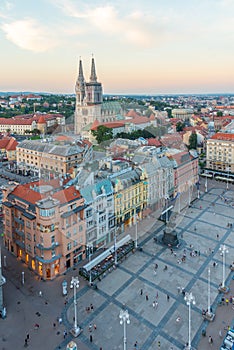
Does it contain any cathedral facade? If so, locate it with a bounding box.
[74,57,122,137]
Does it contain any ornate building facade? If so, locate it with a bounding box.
[74,57,122,137]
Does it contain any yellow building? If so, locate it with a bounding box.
[111,167,148,233]
[0,137,18,161]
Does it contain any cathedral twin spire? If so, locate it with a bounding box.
[77,55,97,85]
[75,55,102,106]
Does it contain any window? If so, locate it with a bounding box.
[73,240,78,247]
[51,249,56,258]
[51,235,55,244]
[39,208,55,217]
[73,227,77,235]
[66,231,71,239]
[26,232,31,241]
[67,242,72,251]
[51,224,55,232]
[79,225,83,232]
[26,221,31,229]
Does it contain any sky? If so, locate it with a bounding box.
[0,0,234,95]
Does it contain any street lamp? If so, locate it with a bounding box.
[87,244,93,285]
[219,244,229,289]
[119,309,130,350]
[205,175,208,193]
[134,214,138,248]
[114,227,118,265]
[204,267,215,321]
[70,277,81,337]
[184,292,196,350]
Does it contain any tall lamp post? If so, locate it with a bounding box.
[184,292,196,350]
[87,244,93,286]
[204,267,215,321]
[205,175,208,193]
[219,244,229,290]
[134,214,138,248]
[119,309,130,350]
[70,277,81,337]
[114,226,118,265]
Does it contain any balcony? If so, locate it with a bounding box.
[14,217,24,225]
[36,242,60,251]
[15,228,25,237]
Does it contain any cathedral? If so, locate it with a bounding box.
[74,57,123,138]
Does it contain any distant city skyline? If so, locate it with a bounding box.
[0,0,234,94]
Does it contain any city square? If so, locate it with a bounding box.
[1,180,234,350]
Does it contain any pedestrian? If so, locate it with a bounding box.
[39,290,42,297]
[146,293,149,301]
[89,323,92,332]
[140,288,143,295]
[219,329,222,338]
[157,340,161,348]
[26,334,29,340]
[24,338,28,347]
[90,334,93,342]
[90,303,94,311]
[167,295,170,301]
[58,317,62,324]
[153,301,156,308]
[217,234,219,240]
[156,291,158,299]
[53,322,56,328]
[208,336,213,344]
[63,330,67,339]
[94,324,97,330]
[225,298,229,305]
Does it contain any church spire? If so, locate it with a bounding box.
[75,57,86,104]
[90,55,97,82]
[77,57,85,83]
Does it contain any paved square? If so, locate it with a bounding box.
[62,186,234,350]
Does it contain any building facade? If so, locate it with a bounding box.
[2,181,86,280]
[206,133,234,174]
[16,138,93,177]
[80,179,115,250]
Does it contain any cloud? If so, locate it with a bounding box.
[1,19,59,52]
[51,0,162,48]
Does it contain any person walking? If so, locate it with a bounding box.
[146,293,149,301]
[208,336,213,345]
[167,294,170,301]
[157,340,161,348]
[140,289,143,295]
[90,334,93,342]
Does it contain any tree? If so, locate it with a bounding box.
[217,111,223,117]
[188,131,197,149]
[176,121,185,132]
[91,125,113,144]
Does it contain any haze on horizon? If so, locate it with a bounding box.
[0,0,234,95]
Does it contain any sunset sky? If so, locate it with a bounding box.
[0,0,234,94]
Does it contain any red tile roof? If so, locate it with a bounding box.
[146,138,162,147]
[0,137,18,151]
[0,118,33,125]
[126,110,141,118]
[38,115,46,124]
[11,181,82,205]
[211,133,234,141]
